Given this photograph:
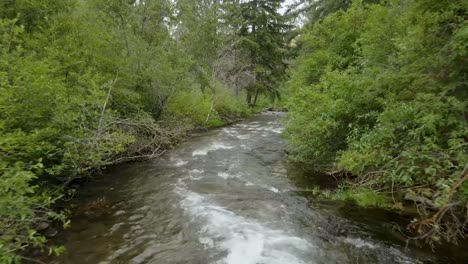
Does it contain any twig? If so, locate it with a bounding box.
[94,73,119,149]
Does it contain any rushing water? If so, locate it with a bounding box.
[51,113,457,264]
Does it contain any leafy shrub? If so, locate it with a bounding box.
[164,86,251,128]
[164,89,219,128]
[0,162,67,263]
[285,0,467,243]
[212,86,252,122]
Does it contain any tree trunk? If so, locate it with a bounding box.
[253,88,260,105]
[246,90,252,106]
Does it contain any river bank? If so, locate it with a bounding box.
[288,165,468,263]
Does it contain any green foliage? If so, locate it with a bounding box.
[0,162,66,263]
[286,0,467,242]
[164,86,251,128]
[0,0,258,260]
[164,89,218,128]
[211,87,252,123]
[224,0,291,105]
[335,187,391,208]
[305,0,381,22]
[307,185,392,208]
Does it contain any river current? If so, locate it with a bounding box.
[51,112,451,264]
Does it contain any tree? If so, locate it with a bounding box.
[224,0,291,105]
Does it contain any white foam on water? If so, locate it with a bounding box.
[245,181,255,186]
[256,184,281,193]
[342,237,378,249]
[240,144,250,150]
[342,238,421,264]
[217,172,244,180]
[189,169,205,180]
[109,223,124,234]
[192,149,209,156]
[217,172,232,179]
[268,187,280,193]
[261,126,284,134]
[114,210,126,216]
[174,159,188,167]
[272,127,284,134]
[222,128,238,134]
[193,143,234,156]
[234,124,250,128]
[236,134,250,140]
[175,187,314,264]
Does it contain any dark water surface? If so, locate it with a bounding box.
[51,113,460,264]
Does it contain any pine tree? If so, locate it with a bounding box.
[224,0,291,105]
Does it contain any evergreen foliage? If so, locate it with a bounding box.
[223,0,291,105]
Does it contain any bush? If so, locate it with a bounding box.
[0,162,67,263]
[164,89,219,128]
[285,0,467,244]
[164,86,251,128]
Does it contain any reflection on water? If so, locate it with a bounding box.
[51,113,458,264]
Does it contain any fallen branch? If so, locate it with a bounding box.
[408,164,468,245]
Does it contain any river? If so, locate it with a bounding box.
[50,112,459,264]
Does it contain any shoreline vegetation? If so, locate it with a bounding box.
[286,163,468,257]
[284,0,467,249]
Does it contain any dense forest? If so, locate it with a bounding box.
[0,0,466,262]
